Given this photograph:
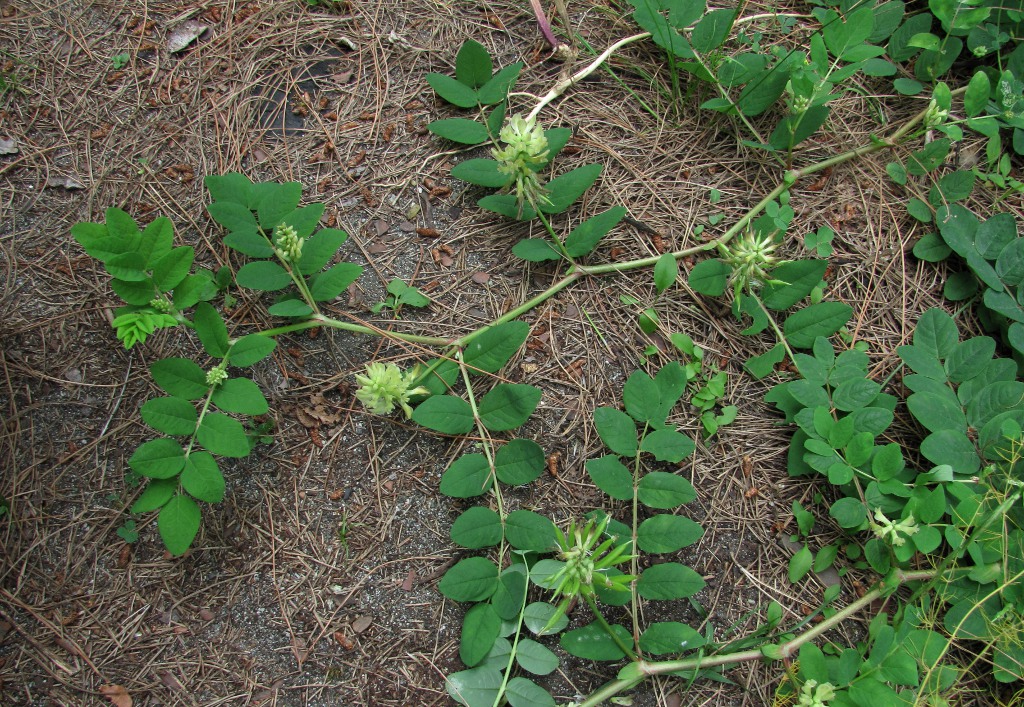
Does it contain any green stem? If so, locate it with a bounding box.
[584,593,637,661]
[576,569,937,707]
[752,294,796,362]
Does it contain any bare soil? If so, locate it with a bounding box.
[0,1,1015,706]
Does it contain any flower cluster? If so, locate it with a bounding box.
[548,515,636,602]
[923,98,948,128]
[869,508,920,547]
[796,679,836,707]
[273,222,304,264]
[717,228,786,300]
[205,363,228,387]
[492,114,550,213]
[353,362,428,418]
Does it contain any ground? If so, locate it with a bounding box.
[0,1,1014,706]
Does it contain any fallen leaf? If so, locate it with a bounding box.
[351,615,373,634]
[333,631,354,649]
[198,609,214,621]
[46,175,85,189]
[397,220,416,232]
[100,684,132,707]
[167,20,208,53]
[159,671,183,692]
[401,569,416,591]
[471,272,491,284]
[0,137,17,155]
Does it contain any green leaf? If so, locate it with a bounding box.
[440,454,493,498]
[515,640,559,676]
[236,261,292,292]
[105,252,148,282]
[451,506,503,549]
[297,228,347,275]
[506,677,556,707]
[413,395,475,435]
[907,139,951,176]
[914,308,959,359]
[907,198,933,222]
[268,299,313,318]
[446,666,502,707]
[181,451,225,503]
[129,438,185,479]
[308,262,363,301]
[637,514,703,553]
[159,494,201,556]
[111,278,157,306]
[832,378,882,412]
[131,478,177,514]
[504,510,556,552]
[205,172,254,207]
[907,391,967,433]
[523,602,568,636]
[586,455,634,501]
[196,413,251,458]
[593,407,638,456]
[478,194,536,220]
[455,39,492,88]
[783,302,853,348]
[830,497,866,529]
[141,397,198,436]
[565,207,627,258]
[688,258,731,296]
[760,260,828,310]
[152,247,195,292]
[512,239,562,262]
[460,603,501,667]
[691,8,736,52]
[492,568,528,620]
[193,302,230,358]
[223,229,273,258]
[463,322,530,374]
[229,335,277,367]
[930,171,976,206]
[478,384,541,431]
[540,164,603,214]
[439,557,499,602]
[428,118,490,145]
[477,63,523,105]
[745,343,787,379]
[253,182,302,230]
[426,73,478,108]
[654,253,678,294]
[913,232,952,262]
[637,562,705,599]
[207,201,258,234]
[151,358,209,400]
[639,622,706,656]
[452,159,510,188]
[789,544,813,583]
[822,6,874,59]
[638,472,696,509]
[212,377,268,415]
[921,430,980,475]
[639,427,695,462]
[623,370,662,424]
[494,439,545,485]
[561,622,631,661]
[173,272,217,309]
[964,71,990,117]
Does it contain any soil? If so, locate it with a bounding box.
[0,1,1014,706]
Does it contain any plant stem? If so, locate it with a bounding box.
[584,593,637,661]
[753,294,796,362]
[576,569,936,707]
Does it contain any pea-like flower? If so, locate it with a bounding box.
[491,114,551,214]
[869,508,920,547]
[354,362,428,418]
[273,223,304,264]
[796,679,836,707]
[923,98,948,128]
[717,228,786,300]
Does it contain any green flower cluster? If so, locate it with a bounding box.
[796,679,836,707]
[869,509,920,548]
[354,362,428,418]
[717,228,786,300]
[492,114,550,212]
[548,515,635,604]
[273,222,304,264]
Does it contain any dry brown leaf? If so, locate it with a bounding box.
[100,684,132,707]
[0,137,18,155]
[351,614,373,634]
[46,175,85,189]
